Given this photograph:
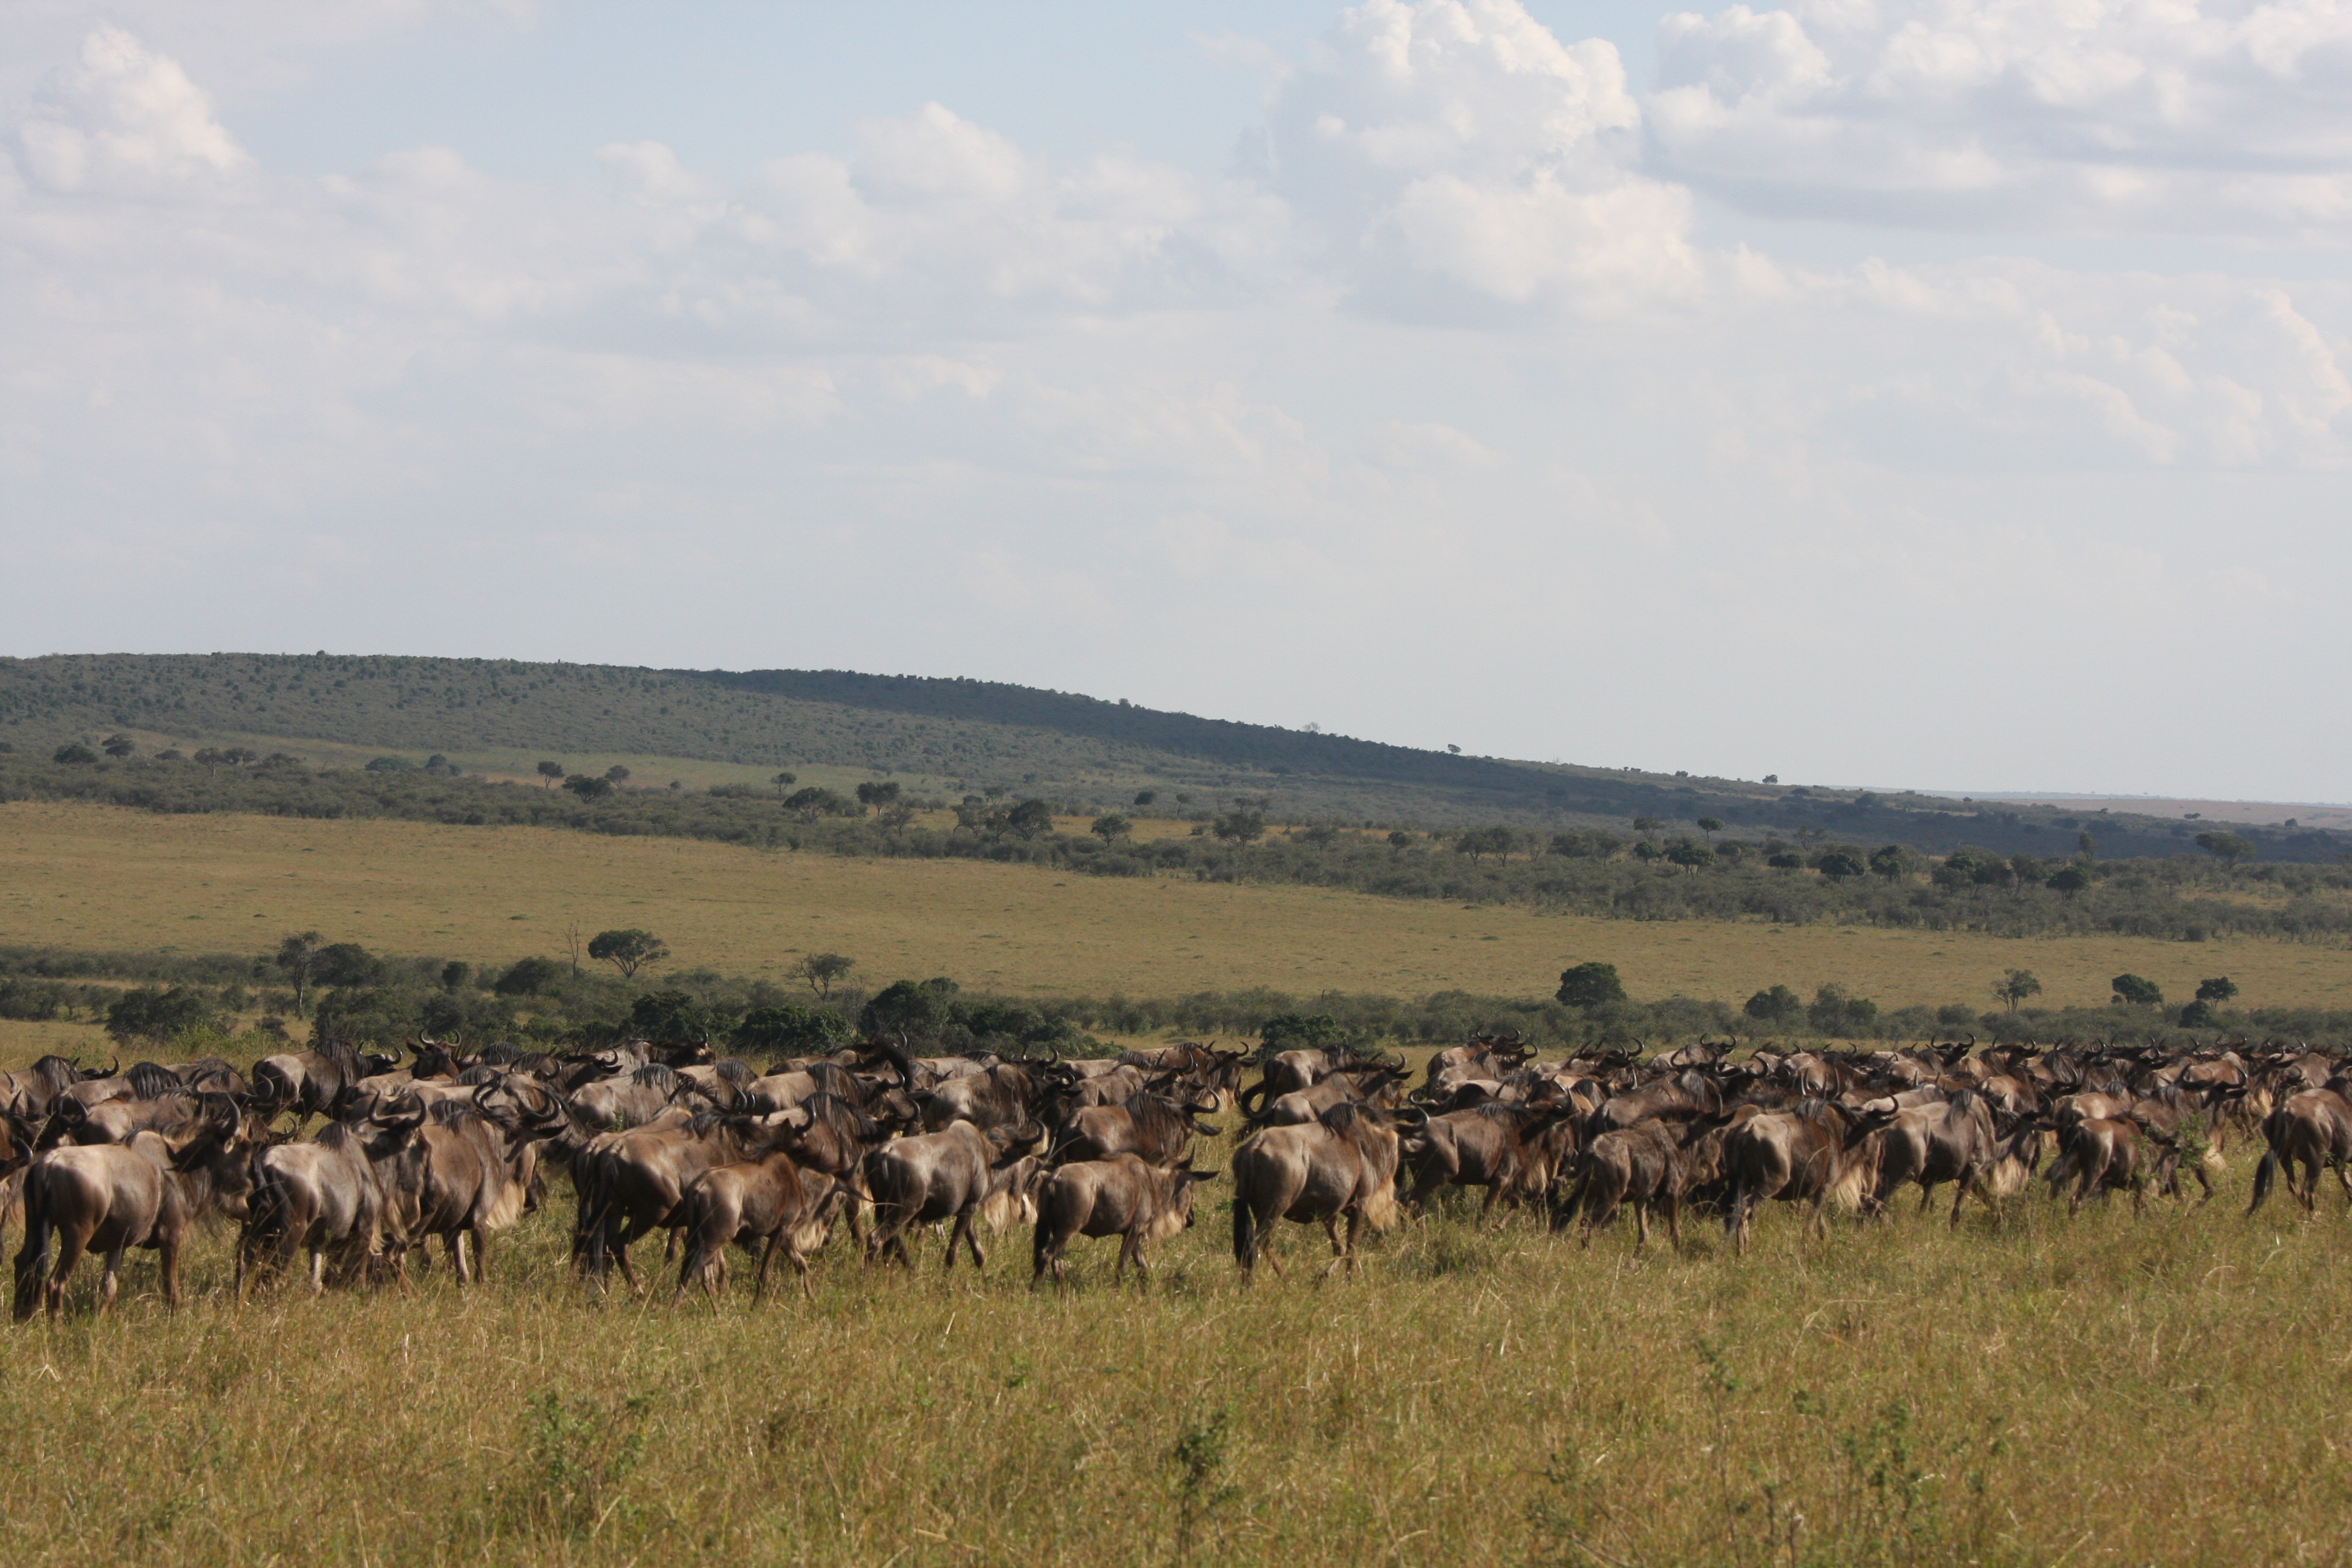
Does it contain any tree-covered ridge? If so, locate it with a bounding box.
[1,652,2341,859]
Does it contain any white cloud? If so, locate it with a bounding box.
[0,10,2347,799]
[1251,0,1703,309]
[15,24,247,193]
[1648,0,2352,238]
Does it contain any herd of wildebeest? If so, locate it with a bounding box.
[2,1027,2348,1318]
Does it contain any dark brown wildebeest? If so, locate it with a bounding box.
[1250,1063,1413,1128]
[11,1097,252,1318]
[2248,1084,2352,1215]
[1557,1120,1687,1253]
[1031,1155,1214,1289]
[237,1111,418,1296]
[861,1121,1044,1272]
[1116,1042,1249,1106]
[1050,1091,1221,1169]
[671,1145,844,1306]
[2059,1117,2166,1215]
[1722,1100,1872,1255]
[1399,1102,1577,1223]
[1230,1102,1403,1278]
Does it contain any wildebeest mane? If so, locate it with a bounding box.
[632,1063,679,1093]
[128,1061,181,1100]
[473,1042,523,1067]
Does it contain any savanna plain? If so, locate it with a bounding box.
[3,802,2351,1566]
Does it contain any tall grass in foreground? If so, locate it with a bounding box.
[2,1171,2348,1566]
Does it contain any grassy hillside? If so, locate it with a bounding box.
[4,652,2336,860]
[7,801,2344,1013]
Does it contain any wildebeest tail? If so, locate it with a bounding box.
[1232,1194,1258,1270]
[2247,1146,2281,1216]
[11,1166,54,1319]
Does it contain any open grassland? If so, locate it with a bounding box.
[5,801,2349,1011]
[2,1151,2350,1566]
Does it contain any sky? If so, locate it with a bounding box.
[1,1,2345,802]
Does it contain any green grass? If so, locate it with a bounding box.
[1,1149,2344,1566]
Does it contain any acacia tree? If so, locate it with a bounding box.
[1091,814,1132,841]
[587,928,668,979]
[2195,831,2255,866]
[536,760,564,788]
[1991,969,2043,1013]
[275,930,324,1015]
[793,952,856,998]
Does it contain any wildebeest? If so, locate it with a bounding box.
[569,1062,699,1132]
[861,1121,1044,1271]
[1230,1102,1403,1278]
[1399,1102,1577,1223]
[252,1041,378,1125]
[672,1143,844,1305]
[378,1094,557,1284]
[915,1062,1044,1132]
[1722,1101,1871,1255]
[1557,1119,1688,1252]
[1250,1063,1413,1128]
[2247,1084,2352,1215]
[12,1097,252,1318]
[237,1112,417,1296]
[1051,1091,1220,1169]
[1858,1089,2037,1226]
[1031,1155,1214,1288]
[572,1111,773,1289]
[2059,1117,2166,1215]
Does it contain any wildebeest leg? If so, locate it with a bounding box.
[157,1234,181,1311]
[1632,1199,1651,1255]
[471,1226,491,1285]
[443,1231,469,1285]
[1661,1191,1683,1253]
[310,1247,328,1297]
[97,1244,126,1316]
[1949,1178,1970,1230]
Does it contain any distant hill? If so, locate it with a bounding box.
[2,652,2342,861]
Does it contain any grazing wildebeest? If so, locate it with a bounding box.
[1030,1155,1214,1289]
[12,1097,252,1318]
[672,1143,844,1306]
[1051,1091,1221,1169]
[1722,1101,1872,1255]
[2247,1084,2352,1215]
[1557,1119,1688,1252]
[1399,1102,1577,1223]
[1230,1102,1403,1278]
[861,1122,1044,1272]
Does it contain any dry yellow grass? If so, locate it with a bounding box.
[4,801,2347,1010]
